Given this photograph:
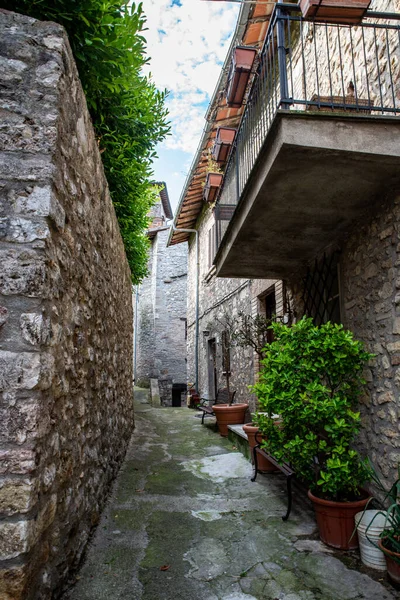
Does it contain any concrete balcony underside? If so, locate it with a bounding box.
[215,112,400,279]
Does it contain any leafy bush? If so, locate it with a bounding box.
[364,466,400,561]
[1,0,170,282]
[253,317,374,500]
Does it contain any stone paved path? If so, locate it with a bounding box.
[62,390,399,600]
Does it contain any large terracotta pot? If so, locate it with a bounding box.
[308,489,370,550]
[243,424,277,472]
[378,538,400,585]
[213,403,248,437]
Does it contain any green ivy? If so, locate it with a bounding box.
[253,317,374,500]
[2,0,170,282]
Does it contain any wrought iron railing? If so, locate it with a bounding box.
[214,4,400,252]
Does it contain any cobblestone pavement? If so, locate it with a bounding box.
[62,389,399,600]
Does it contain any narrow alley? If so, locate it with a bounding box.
[62,391,398,600]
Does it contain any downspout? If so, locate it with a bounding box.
[170,223,200,393]
[133,284,139,384]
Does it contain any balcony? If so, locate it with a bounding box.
[214,5,400,279]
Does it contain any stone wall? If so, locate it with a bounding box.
[136,225,187,404]
[340,191,400,488]
[187,206,283,413]
[0,10,133,599]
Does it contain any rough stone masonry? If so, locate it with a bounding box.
[0,10,134,599]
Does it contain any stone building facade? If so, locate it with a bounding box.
[171,0,400,491]
[0,11,134,599]
[135,186,188,405]
[185,207,287,413]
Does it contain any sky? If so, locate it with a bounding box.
[142,0,240,212]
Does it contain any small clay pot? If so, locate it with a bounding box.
[379,537,400,585]
[308,489,370,550]
[243,424,277,472]
[213,403,249,437]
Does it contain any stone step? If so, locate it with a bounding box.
[227,424,252,462]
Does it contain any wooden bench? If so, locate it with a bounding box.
[198,388,236,425]
[251,431,295,522]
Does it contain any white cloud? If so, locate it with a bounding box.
[142,0,239,155]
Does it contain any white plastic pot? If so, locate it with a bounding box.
[355,509,387,571]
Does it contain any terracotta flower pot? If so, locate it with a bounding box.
[299,0,371,24]
[226,46,257,107]
[212,127,236,164]
[203,172,223,204]
[308,489,370,550]
[378,538,400,585]
[213,403,249,437]
[243,424,277,472]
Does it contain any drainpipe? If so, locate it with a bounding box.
[133,284,139,385]
[170,223,200,393]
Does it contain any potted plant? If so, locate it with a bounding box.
[253,317,374,549]
[362,467,400,583]
[203,149,223,204]
[220,310,286,468]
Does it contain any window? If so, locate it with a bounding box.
[264,290,276,344]
[303,252,341,325]
[208,223,217,269]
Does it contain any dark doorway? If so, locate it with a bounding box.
[172,383,187,407]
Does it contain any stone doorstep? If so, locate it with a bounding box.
[228,423,248,441]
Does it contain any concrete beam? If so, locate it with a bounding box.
[215,112,400,279]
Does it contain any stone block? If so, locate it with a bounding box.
[0,153,53,182]
[0,521,30,560]
[12,185,65,230]
[0,564,30,600]
[0,351,41,392]
[0,248,45,297]
[387,341,400,354]
[0,217,49,243]
[0,401,41,444]
[0,449,36,475]
[20,314,50,346]
[378,282,393,300]
[377,391,394,404]
[0,479,34,515]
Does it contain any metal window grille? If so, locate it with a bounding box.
[302,252,341,325]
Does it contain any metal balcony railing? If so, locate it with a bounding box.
[214,4,400,253]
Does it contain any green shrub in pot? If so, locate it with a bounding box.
[253,317,374,501]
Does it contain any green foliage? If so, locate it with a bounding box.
[253,317,374,500]
[219,310,275,358]
[366,466,400,561]
[2,0,170,282]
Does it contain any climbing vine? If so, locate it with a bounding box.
[1,0,170,282]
